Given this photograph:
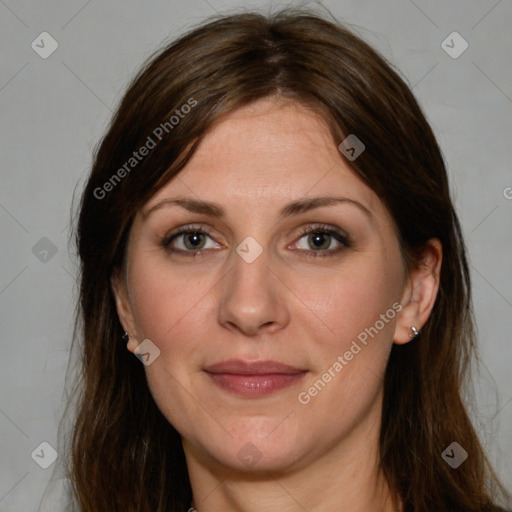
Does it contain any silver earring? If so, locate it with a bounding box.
[122,332,130,342]
[409,326,420,338]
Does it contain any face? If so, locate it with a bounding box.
[113,98,414,474]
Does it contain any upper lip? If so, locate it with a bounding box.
[204,359,306,375]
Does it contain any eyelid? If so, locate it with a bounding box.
[295,223,351,244]
[160,222,351,257]
[160,223,219,250]
[290,223,351,257]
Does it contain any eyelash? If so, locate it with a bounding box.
[160,223,351,258]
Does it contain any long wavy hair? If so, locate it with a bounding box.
[67,7,509,511]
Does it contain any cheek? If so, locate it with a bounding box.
[289,262,401,436]
[288,250,403,423]
[126,249,219,396]
[297,253,402,354]
[128,253,207,342]
[126,256,214,428]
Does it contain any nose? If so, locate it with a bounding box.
[217,245,290,337]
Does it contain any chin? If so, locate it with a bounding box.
[212,442,305,474]
[193,416,311,474]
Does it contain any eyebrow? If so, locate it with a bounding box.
[142,196,372,220]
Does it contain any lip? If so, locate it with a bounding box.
[204,359,307,397]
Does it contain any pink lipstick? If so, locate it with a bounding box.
[203,359,307,397]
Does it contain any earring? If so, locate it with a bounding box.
[121,332,130,342]
[409,326,420,338]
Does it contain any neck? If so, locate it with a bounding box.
[184,398,400,512]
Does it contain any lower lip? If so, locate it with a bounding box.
[205,372,306,397]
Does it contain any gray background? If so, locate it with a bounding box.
[1,0,511,510]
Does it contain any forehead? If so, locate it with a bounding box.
[144,98,380,217]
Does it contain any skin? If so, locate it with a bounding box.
[112,97,442,512]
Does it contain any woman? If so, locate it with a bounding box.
[41,7,510,512]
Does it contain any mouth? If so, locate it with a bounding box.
[203,359,308,397]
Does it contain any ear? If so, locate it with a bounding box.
[394,238,442,344]
[110,268,139,353]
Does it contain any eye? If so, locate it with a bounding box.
[292,224,351,257]
[161,223,351,258]
[161,224,221,256]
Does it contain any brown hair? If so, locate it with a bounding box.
[69,7,510,511]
